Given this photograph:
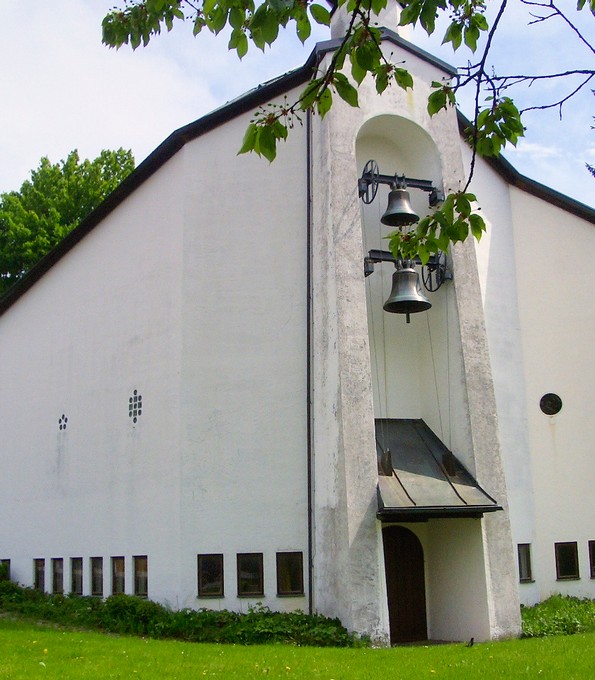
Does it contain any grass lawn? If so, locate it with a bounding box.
[1,619,594,679]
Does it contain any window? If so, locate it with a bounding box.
[52,558,64,594]
[34,558,45,592]
[0,559,10,581]
[91,557,103,597]
[134,555,148,598]
[276,552,304,596]
[71,557,83,595]
[112,556,125,595]
[555,542,580,580]
[517,544,533,583]
[197,554,224,597]
[589,541,595,579]
[237,553,264,597]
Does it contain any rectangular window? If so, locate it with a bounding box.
[71,557,83,595]
[112,556,125,595]
[276,552,304,596]
[517,544,533,583]
[555,542,580,580]
[133,555,148,598]
[91,557,103,597]
[237,553,264,597]
[52,558,64,594]
[0,559,10,581]
[34,558,45,592]
[197,554,224,597]
[589,541,595,579]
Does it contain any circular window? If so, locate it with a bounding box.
[540,393,562,415]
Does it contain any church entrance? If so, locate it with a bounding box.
[382,525,428,644]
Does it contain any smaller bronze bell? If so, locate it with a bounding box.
[381,188,419,227]
[383,261,431,318]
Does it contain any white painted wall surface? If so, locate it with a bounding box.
[0,154,186,602]
[176,106,309,612]
[0,95,311,613]
[468,149,595,604]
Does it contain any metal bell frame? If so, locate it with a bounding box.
[358,160,450,322]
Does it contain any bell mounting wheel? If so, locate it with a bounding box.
[360,160,380,205]
[422,251,447,292]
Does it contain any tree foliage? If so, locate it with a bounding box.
[101,0,594,262]
[0,149,135,295]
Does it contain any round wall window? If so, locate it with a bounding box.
[540,393,562,415]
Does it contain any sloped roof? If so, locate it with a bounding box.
[1,30,593,316]
[376,419,501,520]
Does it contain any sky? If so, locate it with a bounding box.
[1,1,593,208]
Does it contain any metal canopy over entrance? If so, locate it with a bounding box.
[376,419,501,521]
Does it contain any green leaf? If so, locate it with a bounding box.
[350,57,366,86]
[464,24,480,52]
[296,15,312,43]
[354,41,378,72]
[333,74,359,107]
[420,2,437,35]
[299,79,323,110]
[238,123,258,155]
[469,213,486,240]
[317,88,333,118]
[255,125,277,162]
[375,67,389,94]
[427,89,447,115]
[399,1,423,27]
[442,21,463,50]
[309,4,331,26]
[394,68,413,90]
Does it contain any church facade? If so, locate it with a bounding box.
[1,17,593,645]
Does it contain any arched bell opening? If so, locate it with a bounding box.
[355,114,474,471]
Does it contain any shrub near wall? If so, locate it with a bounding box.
[521,595,595,637]
[0,581,359,647]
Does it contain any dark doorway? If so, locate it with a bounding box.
[382,525,428,643]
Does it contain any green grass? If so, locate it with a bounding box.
[1,618,595,679]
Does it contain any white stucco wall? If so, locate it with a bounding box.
[0,93,311,612]
[469,150,595,604]
[176,106,310,612]
[0,153,186,601]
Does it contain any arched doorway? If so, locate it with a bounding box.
[382,525,428,643]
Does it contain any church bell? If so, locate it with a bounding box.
[381,188,419,227]
[383,261,431,320]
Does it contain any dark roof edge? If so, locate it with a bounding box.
[457,111,595,225]
[0,30,454,316]
[377,504,503,522]
[2,36,591,314]
[380,28,457,76]
[0,46,326,316]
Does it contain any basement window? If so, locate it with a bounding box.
[134,556,148,598]
[276,552,304,596]
[517,544,533,583]
[237,553,264,597]
[198,554,224,597]
[52,558,64,594]
[34,558,45,592]
[71,558,83,596]
[91,557,103,596]
[112,556,125,595]
[555,542,580,580]
[589,541,595,579]
[0,559,10,581]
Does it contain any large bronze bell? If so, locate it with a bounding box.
[383,261,431,319]
[381,188,419,227]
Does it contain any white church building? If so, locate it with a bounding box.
[1,10,594,645]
